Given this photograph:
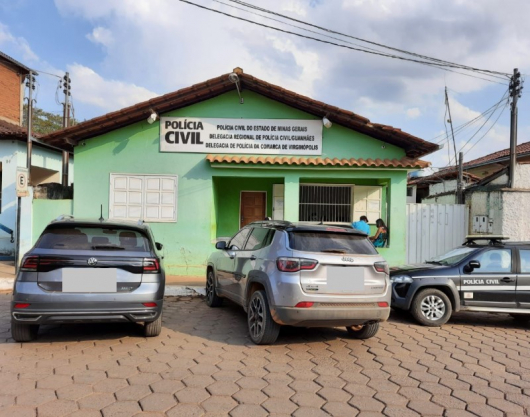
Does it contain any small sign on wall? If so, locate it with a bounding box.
[16,168,29,197]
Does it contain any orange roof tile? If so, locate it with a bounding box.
[206,154,429,168]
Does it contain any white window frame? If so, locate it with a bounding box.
[109,173,178,223]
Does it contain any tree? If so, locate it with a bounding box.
[22,105,77,136]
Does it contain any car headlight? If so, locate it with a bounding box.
[390,275,413,284]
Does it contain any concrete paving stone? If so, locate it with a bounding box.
[77,392,116,410]
[1,379,35,396]
[291,407,329,417]
[373,392,408,407]
[367,378,400,393]
[0,405,36,417]
[229,404,268,417]
[287,369,318,381]
[160,368,193,381]
[115,385,151,402]
[175,387,210,404]
[0,394,15,408]
[431,395,467,410]
[262,383,295,399]
[166,404,205,417]
[238,366,268,378]
[466,403,504,417]
[206,381,239,396]
[137,361,169,373]
[73,370,107,384]
[93,377,129,393]
[201,395,237,413]
[139,392,178,412]
[37,399,79,417]
[16,388,56,406]
[264,372,293,385]
[318,387,351,403]
[232,389,267,405]
[65,409,102,417]
[344,383,377,397]
[183,374,215,388]
[261,398,298,415]
[443,411,478,417]
[56,384,93,400]
[149,378,185,394]
[348,395,386,412]
[487,398,525,414]
[322,401,359,416]
[127,372,162,386]
[382,406,421,417]
[235,376,268,390]
[407,400,444,416]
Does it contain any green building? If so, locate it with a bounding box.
[42,68,437,277]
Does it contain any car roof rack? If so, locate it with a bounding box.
[249,220,294,229]
[463,235,509,246]
[52,214,74,223]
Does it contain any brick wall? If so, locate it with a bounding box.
[0,62,22,125]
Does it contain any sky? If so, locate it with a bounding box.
[1,0,529,168]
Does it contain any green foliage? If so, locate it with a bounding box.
[22,105,77,135]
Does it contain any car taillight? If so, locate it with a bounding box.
[14,303,30,309]
[295,302,314,308]
[378,302,389,308]
[374,261,389,274]
[21,256,39,271]
[277,257,318,272]
[143,302,157,307]
[143,258,160,273]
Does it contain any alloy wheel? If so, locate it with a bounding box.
[420,295,446,320]
[248,296,264,339]
[206,272,214,303]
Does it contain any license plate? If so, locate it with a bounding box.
[327,266,365,293]
[62,268,117,293]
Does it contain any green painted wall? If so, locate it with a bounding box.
[73,90,410,275]
[32,199,73,245]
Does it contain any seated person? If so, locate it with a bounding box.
[352,216,370,235]
[486,252,503,271]
[370,219,388,248]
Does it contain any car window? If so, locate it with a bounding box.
[428,247,477,266]
[36,226,151,251]
[229,228,251,251]
[289,232,377,255]
[244,228,274,251]
[520,250,530,273]
[471,249,512,273]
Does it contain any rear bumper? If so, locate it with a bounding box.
[270,304,390,327]
[11,302,163,324]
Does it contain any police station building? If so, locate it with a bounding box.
[42,68,438,276]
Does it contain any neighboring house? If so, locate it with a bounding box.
[40,67,438,274]
[407,170,480,204]
[0,51,73,257]
[465,163,530,239]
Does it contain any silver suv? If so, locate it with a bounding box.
[206,221,390,344]
[11,217,165,342]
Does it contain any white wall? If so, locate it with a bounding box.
[501,191,530,240]
[423,194,457,204]
[429,179,458,196]
[406,185,416,204]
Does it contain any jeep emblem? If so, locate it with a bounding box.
[342,257,355,263]
[87,257,98,266]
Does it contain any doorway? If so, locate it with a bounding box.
[240,191,266,227]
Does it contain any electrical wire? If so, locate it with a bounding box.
[32,68,62,79]
[178,0,509,84]
[227,0,511,79]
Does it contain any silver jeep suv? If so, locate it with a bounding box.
[11,217,165,342]
[206,221,390,344]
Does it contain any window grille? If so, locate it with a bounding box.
[299,184,352,223]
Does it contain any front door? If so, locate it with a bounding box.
[241,192,266,227]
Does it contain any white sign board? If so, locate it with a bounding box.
[160,117,322,155]
[16,168,29,197]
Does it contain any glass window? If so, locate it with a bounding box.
[299,185,353,223]
[289,232,377,255]
[471,249,512,273]
[428,247,477,266]
[36,226,151,252]
[520,250,530,273]
[245,228,273,251]
[229,228,251,251]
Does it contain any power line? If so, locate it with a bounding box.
[32,68,62,79]
[227,0,511,79]
[178,0,509,84]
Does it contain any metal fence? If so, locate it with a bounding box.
[406,203,469,264]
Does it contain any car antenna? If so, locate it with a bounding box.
[99,204,104,221]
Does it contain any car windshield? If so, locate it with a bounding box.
[289,231,377,255]
[427,247,477,266]
[36,226,151,252]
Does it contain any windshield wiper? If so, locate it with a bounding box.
[426,260,443,265]
[321,249,347,253]
[92,245,125,250]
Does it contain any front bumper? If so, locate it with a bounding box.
[270,304,390,327]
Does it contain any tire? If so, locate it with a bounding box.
[144,314,162,337]
[206,269,223,307]
[346,322,380,339]
[411,288,452,326]
[11,322,39,342]
[510,314,530,323]
[247,290,280,345]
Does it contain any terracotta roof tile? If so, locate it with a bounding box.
[463,140,530,168]
[408,169,481,185]
[40,68,439,159]
[0,119,29,138]
[206,154,429,168]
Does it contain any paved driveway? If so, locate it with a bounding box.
[1,294,530,417]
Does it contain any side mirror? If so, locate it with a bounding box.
[215,241,227,250]
[464,260,480,273]
[155,242,163,251]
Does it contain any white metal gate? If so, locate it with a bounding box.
[406,203,469,264]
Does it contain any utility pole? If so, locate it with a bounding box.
[16,72,35,270]
[445,87,458,166]
[62,72,71,187]
[457,152,464,204]
[509,68,523,188]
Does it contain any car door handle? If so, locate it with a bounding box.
[250,255,256,261]
[501,277,515,283]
